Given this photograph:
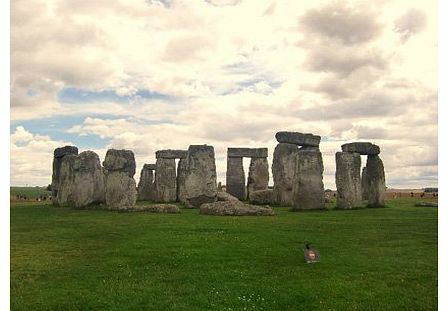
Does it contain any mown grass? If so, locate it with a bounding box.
[10,186,51,199]
[10,198,437,311]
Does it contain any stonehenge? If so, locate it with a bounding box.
[335,142,385,208]
[50,132,387,213]
[226,147,269,200]
[103,149,138,210]
[137,164,156,201]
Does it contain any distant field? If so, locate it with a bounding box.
[10,197,437,311]
[10,186,51,200]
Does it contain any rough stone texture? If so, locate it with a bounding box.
[217,191,240,202]
[341,142,380,155]
[137,165,155,201]
[102,149,136,177]
[104,171,137,210]
[272,143,299,206]
[103,149,137,210]
[227,148,268,158]
[137,204,181,213]
[57,151,105,208]
[51,146,78,203]
[249,189,273,205]
[199,201,274,216]
[177,145,218,208]
[335,152,362,209]
[291,148,325,210]
[144,164,156,170]
[364,155,386,207]
[176,158,187,203]
[275,132,321,147]
[226,156,246,200]
[217,182,222,191]
[155,158,177,202]
[156,149,188,159]
[361,166,368,200]
[247,157,269,199]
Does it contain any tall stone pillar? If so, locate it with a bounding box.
[226,156,245,200]
[177,145,218,208]
[272,143,299,206]
[155,158,177,202]
[247,157,269,199]
[292,147,325,210]
[51,145,78,205]
[365,154,386,207]
[361,166,368,200]
[137,164,156,201]
[335,152,362,209]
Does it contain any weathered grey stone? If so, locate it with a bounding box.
[137,204,181,213]
[291,148,325,210]
[341,142,380,155]
[226,156,246,200]
[228,148,268,158]
[361,166,368,200]
[217,191,240,202]
[217,182,223,191]
[364,155,386,207]
[176,158,187,203]
[104,171,137,210]
[247,157,269,199]
[137,164,155,201]
[57,151,105,208]
[272,143,299,206]
[144,164,156,170]
[199,201,274,216]
[51,146,78,203]
[102,149,136,177]
[275,132,321,147]
[249,189,273,205]
[156,149,187,159]
[177,145,217,208]
[335,152,362,209]
[154,158,177,202]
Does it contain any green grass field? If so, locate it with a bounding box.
[10,198,437,311]
[10,186,51,199]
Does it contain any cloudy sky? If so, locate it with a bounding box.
[10,0,437,189]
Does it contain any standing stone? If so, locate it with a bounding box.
[103,149,137,210]
[177,158,188,203]
[272,143,299,206]
[226,156,245,200]
[364,155,386,207]
[137,164,156,201]
[155,158,177,202]
[51,146,78,205]
[335,152,362,209]
[291,148,325,210]
[247,157,269,199]
[57,151,105,208]
[217,182,222,192]
[361,166,368,200]
[178,145,218,208]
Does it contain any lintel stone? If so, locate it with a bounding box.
[275,131,321,147]
[156,149,188,159]
[341,142,380,155]
[227,148,268,158]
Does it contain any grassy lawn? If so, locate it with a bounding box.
[10,198,437,311]
[10,186,51,199]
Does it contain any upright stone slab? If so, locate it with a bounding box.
[272,143,299,206]
[247,157,269,199]
[361,166,368,200]
[103,149,137,210]
[177,158,188,203]
[364,155,386,207]
[178,145,218,207]
[137,164,156,201]
[291,148,325,210]
[155,158,177,202]
[51,146,78,204]
[226,156,245,200]
[57,151,105,208]
[335,152,362,209]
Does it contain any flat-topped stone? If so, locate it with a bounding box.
[54,146,78,158]
[199,201,274,216]
[143,164,156,170]
[341,142,380,155]
[156,149,187,159]
[102,149,136,177]
[275,132,321,147]
[227,148,268,158]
